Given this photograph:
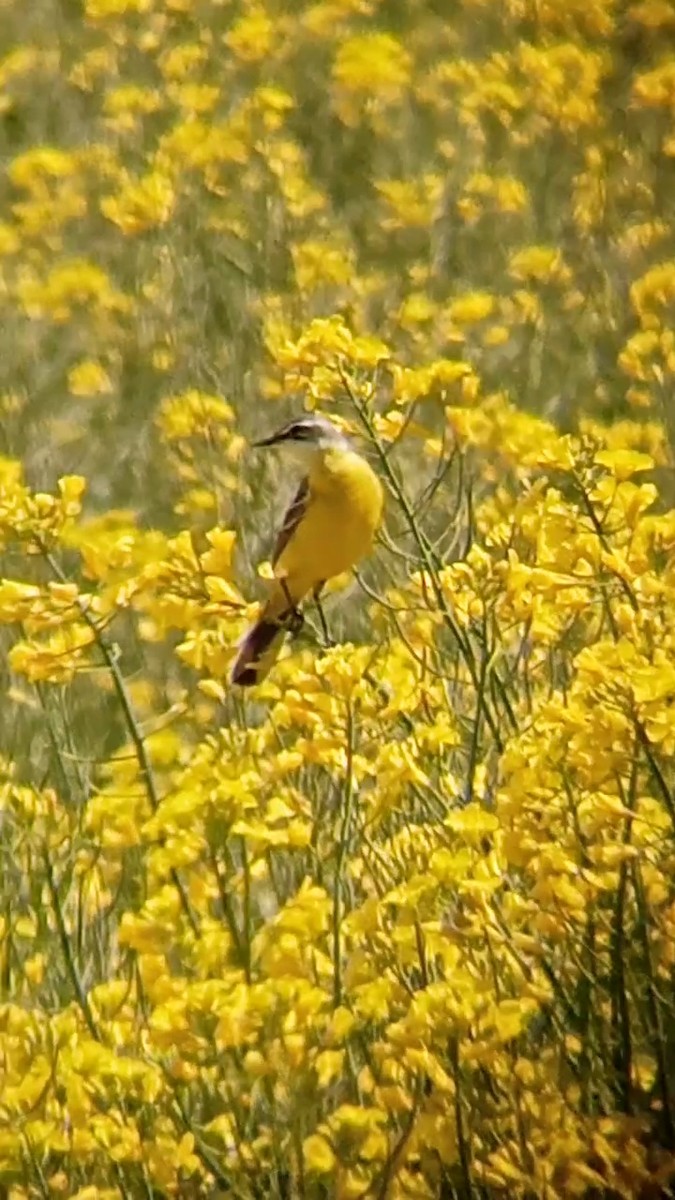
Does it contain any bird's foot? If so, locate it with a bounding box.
[278,579,304,636]
[314,597,334,648]
[285,607,305,636]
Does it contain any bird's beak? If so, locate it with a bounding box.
[251,429,286,448]
[249,427,291,451]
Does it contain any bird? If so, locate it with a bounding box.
[231,412,384,687]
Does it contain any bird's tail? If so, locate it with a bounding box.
[230,607,290,687]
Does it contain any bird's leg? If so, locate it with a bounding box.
[313,584,334,648]
[288,610,304,635]
[280,579,304,635]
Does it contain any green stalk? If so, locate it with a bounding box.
[333,703,355,1008]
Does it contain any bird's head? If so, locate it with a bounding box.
[252,412,350,461]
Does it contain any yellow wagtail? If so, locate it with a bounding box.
[231,412,384,686]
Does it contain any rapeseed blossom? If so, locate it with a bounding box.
[2,0,675,1196]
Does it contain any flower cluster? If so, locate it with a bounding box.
[2,0,675,1197]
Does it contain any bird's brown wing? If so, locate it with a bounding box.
[272,477,310,567]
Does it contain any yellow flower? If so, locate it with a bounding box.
[397,293,437,327]
[85,0,151,15]
[0,222,19,255]
[448,291,495,324]
[376,175,443,229]
[9,146,80,191]
[0,579,42,622]
[24,953,45,985]
[103,84,163,123]
[333,32,411,123]
[334,32,411,94]
[509,245,571,284]
[159,42,208,81]
[618,329,661,381]
[168,82,221,114]
[199,528,237,577]
[507,0,616,36]
[67,359,114,396]
[632,60,675,108]
[291,239,355,291]
[0,47,39,88]
[303,1133,336,1174]
[460,171,529,217]
[69,44,119,91]
[224,9,275,62]
[101,172,175,236]
[157,116,248,174]
[156,390,234,441]
[630,260,675,327]
[9,624,95,683]
[594,448,654,480]
[16,259,132,322]
[483,324,510,346]
[517,41,607,131]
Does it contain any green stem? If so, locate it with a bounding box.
[632,862,675,1147]
[241,837,252,985]
[333,704,355,1008]
[43,847,98,1040]
[343,372,508,752]
[448,1036,472,1200]
[41,547,199,935]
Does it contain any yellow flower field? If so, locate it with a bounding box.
[2,0,675,1196]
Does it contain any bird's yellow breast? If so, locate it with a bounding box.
[276,447,383,596]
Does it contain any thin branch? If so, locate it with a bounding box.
[40,546,199,935]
